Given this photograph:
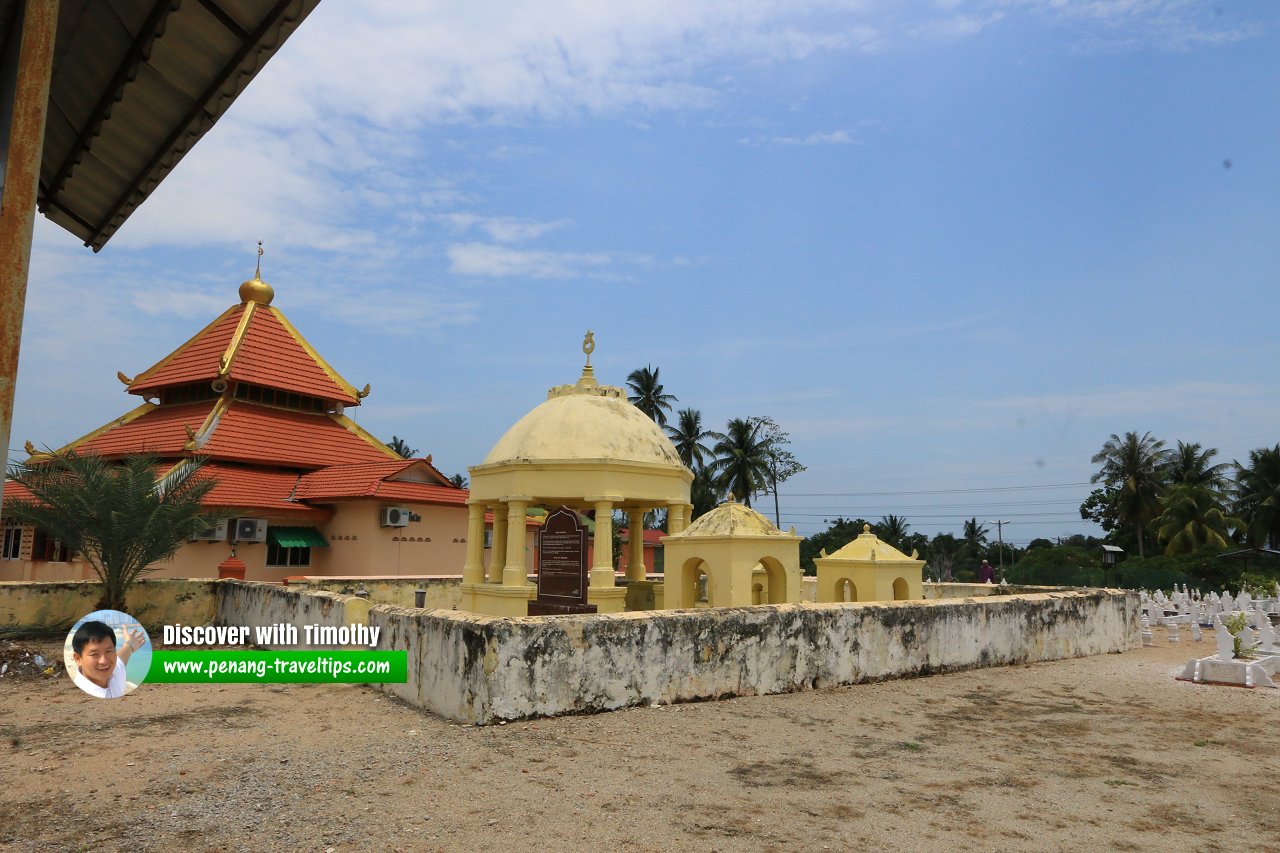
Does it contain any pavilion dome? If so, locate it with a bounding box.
[826,524,916,562]
[482,368,684,469]
[674,501,788,538]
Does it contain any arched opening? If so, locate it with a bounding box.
[681,557,710,607]
[836,578,856,602]
[757,557,788,604]
[892,577,909,600]
[752,582,764,605]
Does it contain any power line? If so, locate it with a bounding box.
[780,482,1092,497]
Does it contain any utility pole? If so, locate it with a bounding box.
[986,519,1012,575]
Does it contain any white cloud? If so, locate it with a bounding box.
[752,129,858,146]
[438,214,568,243]
[447,243,614,278]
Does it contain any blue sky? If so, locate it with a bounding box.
[13,0,1280,545]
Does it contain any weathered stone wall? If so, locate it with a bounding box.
[215,582,371,649]
[285,576,462,610]
[0,579,218,632]
[368,589,1139,724]
[923,582,1066,599]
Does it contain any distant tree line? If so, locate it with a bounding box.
[624,365,805,527]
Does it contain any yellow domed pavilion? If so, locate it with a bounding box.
[662,500,802,609]
[814,524,925,603]
[459,333,693,616]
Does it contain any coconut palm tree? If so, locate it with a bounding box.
[962,518,989,549]
[385,436,418,458]
[1235,444,1280,548]
[707,417,770,506]
[1155,484,1242,556]
[689,467,725,521]
[4,450,218,611]
[877,514,910,548]
[1166,441,1231,494]
[1090,431,1170,557]
[666,408,713,470]
[625,365,678,426]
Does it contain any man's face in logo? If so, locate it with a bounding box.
[74,635,118,688]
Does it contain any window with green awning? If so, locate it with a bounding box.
[267,527,329,548]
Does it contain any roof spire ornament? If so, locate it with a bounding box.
[577,329,597,387]
[238,240,274,305]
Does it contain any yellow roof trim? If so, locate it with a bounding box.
[129,304,240,390]
[218,301,258,376]
[331,413,404,460]
[187,393,233,450]
[56,402,158,453]
[268,306,362,402]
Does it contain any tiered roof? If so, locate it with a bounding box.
[7,269,467,517]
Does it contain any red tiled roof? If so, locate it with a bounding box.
[197,464,328,520]
[128,308,240,393]
[294,460,468,506]
[128,304,359,405]
[1,479,34,503]
[199,402,397,469]
[228,308,358,404]
[79,401,214,457]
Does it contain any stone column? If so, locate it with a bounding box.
[668,501,687,535]
[626,510,646,582]
[461,502,486,584]
[588,497,616,588]
[503,497,531,586]
[488,504,507,584]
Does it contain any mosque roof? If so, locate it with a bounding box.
[481,365,685,470]
[67,399,397,470]
[127,276,362,405]
[197,464,328,520]
[669,501,794,539]
[295,460,468,506]
[7,269,463,521]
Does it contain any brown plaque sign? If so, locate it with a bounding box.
[529,507,597,616]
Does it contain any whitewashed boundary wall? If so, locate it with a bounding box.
[221,588,1140,724]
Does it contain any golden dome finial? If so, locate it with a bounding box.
[239,241,274,305]
[583,329,595,367]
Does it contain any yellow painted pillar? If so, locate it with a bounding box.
[503,497,530,586]
[667,502,685,535]
[626,510,646,581]
[488,504,507,583]
[589,498,616,588]
[461,503,486,584]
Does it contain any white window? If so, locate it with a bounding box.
[2,524,21,561]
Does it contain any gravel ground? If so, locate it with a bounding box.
[1,628,1277,853]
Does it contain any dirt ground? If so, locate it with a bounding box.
[1,627,1277,853]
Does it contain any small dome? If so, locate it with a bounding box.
[482,371,684,468]
[674,501,788,538]
[239,275,274,305]
[826,524,917,562]
[483,392,683,467]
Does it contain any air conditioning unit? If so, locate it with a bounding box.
[189,519,228,542]
[233,517,268,543]
[381,507,410,528]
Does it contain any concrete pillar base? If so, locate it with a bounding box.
[461,582,536,617]
[587,586,627,614]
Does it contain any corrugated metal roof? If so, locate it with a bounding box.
[5,0,321,251]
